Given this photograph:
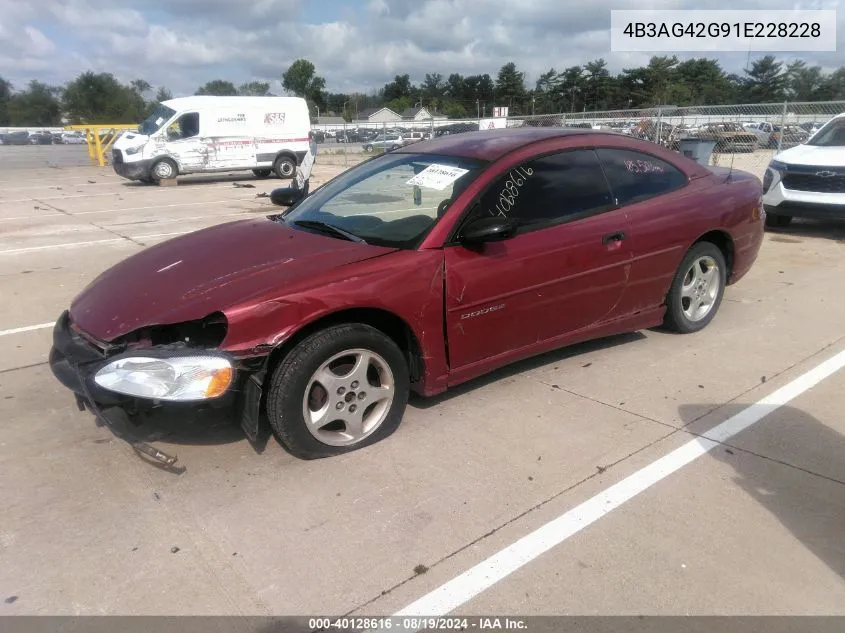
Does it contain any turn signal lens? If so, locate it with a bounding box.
[205,366,234,398]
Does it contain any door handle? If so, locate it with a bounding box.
[602,231,626,245]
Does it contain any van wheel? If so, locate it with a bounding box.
[266,324,410,459]
[151,158,178,181]
[273,155,296,179]
[252,168,272,178]
[364,145,373,152]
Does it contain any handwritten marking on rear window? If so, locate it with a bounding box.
[494,166,533,217]
[625,159,664,174]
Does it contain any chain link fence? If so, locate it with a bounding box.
[312,101,845,179]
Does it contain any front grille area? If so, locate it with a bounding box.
[112,149,123,164]
[782,173,845,194]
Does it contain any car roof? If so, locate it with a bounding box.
[394,127,603,160]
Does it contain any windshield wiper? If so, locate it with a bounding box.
[292,220,367,244]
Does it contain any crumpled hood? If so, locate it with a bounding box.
[70,218,394,341]
[775,144,845,167]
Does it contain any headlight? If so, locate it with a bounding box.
[93,355,233,401]
[125,146,142,155]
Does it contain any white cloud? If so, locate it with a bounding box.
[0,0,843,98]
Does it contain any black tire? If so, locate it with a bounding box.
[364,145,373,152]
[253,168,272,178]
[266,324,410,459]
[273,155,296,179]
[663,242,727,334]
[765,214,792,228]
[150,157,178,181]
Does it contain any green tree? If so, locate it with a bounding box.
[674,58,735,105]
[533,68,560,114]
[63,72,141,123]
[742,55,786,102]
[7,80,62,126]
[196,80,238,96]
[495,62,526,112]
[421,72,445,104]
[154,86,173,103]
[445,73,466,101]
[382,74,413,102]
[785,60,825,102]
[583,58,611,110]
[282,59,326,102]
[238,81,271,96]
[0,77,12,126]
[557,65,586,112]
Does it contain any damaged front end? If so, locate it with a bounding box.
[48,310,268,470]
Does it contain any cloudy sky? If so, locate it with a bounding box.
[0,0,842,97]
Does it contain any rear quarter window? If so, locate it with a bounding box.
[596,148,688,207]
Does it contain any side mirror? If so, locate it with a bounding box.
[270,186,306,207]
[460,216,518,245]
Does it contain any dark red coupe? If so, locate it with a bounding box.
[50,128,765,463]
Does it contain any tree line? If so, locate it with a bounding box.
[2,54,844,127]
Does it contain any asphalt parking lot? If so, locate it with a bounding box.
[1,144,844,618]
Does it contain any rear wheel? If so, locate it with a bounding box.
[663,242,727,334]
[765,214,792,228]
[273,155,296,179]
[266,324,409,459]
[252,168,272,178]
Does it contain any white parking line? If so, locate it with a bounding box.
[386,346,845,624]
[0,323,53,337]
[0,197,258,222]
[0,238,125,254]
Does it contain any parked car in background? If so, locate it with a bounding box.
[61,131,87,145]
[29,131,53,145]
[695,122,758,153]
[744,121,776,146]
[49,128,765,463]
[799,121,825,136]
[769,124,809,149]
[1,131,30,145]
[762,112,845,228]
[362,134,404,152]
[312,130,326,144]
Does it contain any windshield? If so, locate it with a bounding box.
[806,117,845,147]
[282,152,487,248]
[139,104,177,135]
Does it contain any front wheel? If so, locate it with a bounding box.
[151,158,178,181]
[364,145,373,152]
[663,242,727,334]
[266,324,410,459]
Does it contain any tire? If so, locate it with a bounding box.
[364,145,373,152]
[663,242,727,334]
[150,157,178,181]
[252,168,272,178]
[266,324,410,459]
[765,214,792,228]
[139,176,154,185]
[273,155,296,179]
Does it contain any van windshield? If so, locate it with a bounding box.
[139,104,177,135]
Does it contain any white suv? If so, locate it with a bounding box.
[762,113,845,228]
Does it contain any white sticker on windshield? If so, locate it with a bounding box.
[405,164,469,190]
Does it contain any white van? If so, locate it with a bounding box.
[111,96,314,183]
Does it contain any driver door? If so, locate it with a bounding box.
[164,112,207,171]
[444,149,631,377]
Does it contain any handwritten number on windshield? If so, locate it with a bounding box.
[494,166,533,217]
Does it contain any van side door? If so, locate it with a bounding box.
[164,112,206,172]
